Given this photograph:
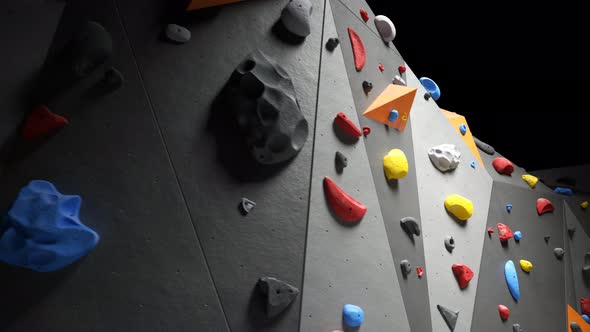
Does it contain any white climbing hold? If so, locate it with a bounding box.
[428,144,461,172]
[374,15,396,43]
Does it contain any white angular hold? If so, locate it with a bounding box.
[281,0,313,38]
[392,75,407,86]
[165,24,191,43]
[374,15,396,43]
[428,144,461,172]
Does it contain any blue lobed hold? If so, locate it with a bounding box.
[554,187,574,196]
[459,124,467,135]
[514,231,522,241]
[389,109,399,122]
[505,260,520,301]
[470,161,476,169]
[0,180,99,272]
[343,304,364,327]
[582,314,590,324]
[506,204,513,212]
[419,77,441,100]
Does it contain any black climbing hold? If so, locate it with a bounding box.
[544,235,551,243]
[554,248,565,260]
[445,236,455,253]
[583,252,590,283]
[335,151,348,172]
[362,81,373,94]
[257,276,300,317]
[512,323,522,332]
[98,66,123,92]
[472,136,496,155]
[400,217,421,237]
[400,259,411,277]
[326,38,339,51]
[437,304,459,331]
[240,198,256,215]
[424,92,432,101]
[571,322,582,332]
[67,21,113,78]
[569,226,576,238]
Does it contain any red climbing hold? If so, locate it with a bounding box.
[359,8,369,22]
[362,127,371,136]
[398,65,407,74]
[492,157,514,175]
[334,112,362,138]
[417,266,424,278]
[487,227,494,236]
[323,176,367,223]
[497,223,514,242]
[452,264,474,289]
[498,304,510,320]
[22,105,69,140]
[348,28,366,72]
[581,298,590,316]
[536,198,555,215]
[378,63,385,72]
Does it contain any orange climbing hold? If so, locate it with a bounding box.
[363,85,417,131]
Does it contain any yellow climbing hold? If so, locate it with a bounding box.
[383,149,409,180]
[581,201,589,209]
[520,259,533,273]
[521,174,538,189]
[444,194,474,221]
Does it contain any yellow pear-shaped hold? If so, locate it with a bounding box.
[581,201,589,209]
[383,149,408,180]
[520,259,533,273]
[444,194,473,221]
[521,174,538,189]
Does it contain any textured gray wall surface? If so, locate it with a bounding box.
[533,164,590,193]
[471,182,566,331]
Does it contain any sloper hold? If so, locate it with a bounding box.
[522,174,539,188]
[334,112,362,138]
[498,305,510,320]
[497,223,514,242]
[583,252,590,283]
[444,236,455,252]
[444,194,474,221]
[343,304,364,327]
[257,276,299,317]
[323,176,367,223]
[363,84,417,131]
[554,186,574,196]
[473,136,495,155]
[452,264,474,289]
[165,24,191,43]
[537,198,555,215]
[582,298,590,316]
[505,260,520,301]
[280,0,313,38]
[520,260,532,273]
[240,198,256,214]
[419,77,441,100]
[374,15,396,42]
[383,149,409,180]
[571,322,582,332]
[22,105,69,140]
[492,157,514,175]
[581,201,589,209]
[400,217,421,236]
[554,248,565,260]
[437,304,459,331]
[348,28,366,71]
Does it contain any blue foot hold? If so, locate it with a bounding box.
[505,260,520,301]
[506,204,513,212]
[459,124,467,135]
[343,304,364,327]
[419,77,441,101]
[582,314,590,324]
[389,109,399,122]
[514,231,522,241]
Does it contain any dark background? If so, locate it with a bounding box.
[367,0,589,170]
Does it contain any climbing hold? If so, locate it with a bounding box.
[498,305,510,320]
[224,52,308,164]
[492,157,514,175]
[257,276,300,317]
[419,77,441,100]
[470,161,476,169]
[343,304,364,327]
[512,323,522,332]
[359,8,369,22]
[582,314,590,324]
[459,124,467,136]
[362,127,371,136]
[571,322,582,332]
[504,260,520,301]
[506,204,513,212]
[514,231,522,241]
[582,201,589,209]
[326,37,339,51]
[444,194,474,221]
[521,174,538,188]
[378,63,385,72]
[22,105,69,140]
[417,266,424,278]
[362,80,373,94]
[487,227,494,236]
[0,180,99,272]
[437,304,459,331]
[582,253,590,283]
[544,235,550,243]
[165,24,191,43]
[519,259,532,273]
[400,259,412,276]
[398,65,407,74]
[452,264,474,289]
[335,151,348,172]
[383,149,409,180]
[323,176,367,223]
[363,84,417,131]
[554,187,574,196]
[97,66,124,93]
[428,144,461,172]
[67,21,113,79]
[388,110,399,122]
[374,15,396,43]
[444,236,455,253]
[334,112,362,138]
[497,223,514,242]
[424,92,432,101]
[569,226,576,238]
[536,198,554,215]
[554,248,565,260]
[280,0,313,38]
[348,28,366,71]
[392,75,407,86]
[400,216,421,237]
[472,136,496,155]
[240,198,256,215]
[581,298,590,316]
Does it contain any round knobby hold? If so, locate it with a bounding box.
[513,323,522,332]
[362,126,371,136]
[343,304,364,327]
[498,304,510,321]
[362,80,373,93]
[374,15,396,43]
[519,259,532,272]
[521,174,539,189]
[514,231,522,241]
[581,201,589,209]
[582,314,590,324]
[428,144,461,172]
[400,259,412,276]
[359,8,369,22]
[326,37,339,51]
[378,63,385,72]
[99,66,124,92]
[470,161,476,169]
[444,236,455,252]
[424,92,432,101]
[398,65,406,74]
[506,204,513,212]
[459,124,467,136]
[165,24,191,43]
[444,194,474,221]
[383,149,409,180]
[280,0,313,38]
[492,157,514,175]
[571,322,582,332]
[554,248,565,260]
[419,77,440,100]
[389,110,399,122]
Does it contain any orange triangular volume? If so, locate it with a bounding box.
[441,109,485,169]
[567,305,590,331]
[363,84,417,131]
[186,0,245,11]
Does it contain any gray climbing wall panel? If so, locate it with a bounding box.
[564,201,590,309]
[299,1,410,330]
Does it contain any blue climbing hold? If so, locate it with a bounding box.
[0,180,99,272]
[506,204,513,212]
[419,77,441,100]
[582,314,590,324]
[389,109,399,122]
[470,161,476,169]
[343,304,364,327]
[505,260,520,301]
[514,231,522,241]
[459,124,467,135]
[554,187,574,196]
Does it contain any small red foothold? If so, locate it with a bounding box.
[581,297,590,315]
[497,223,514,242]
[323,176,367,223]
[334,112,362,138]
[537,198,554,215]
[362,127,371,136]
[492,157,514,175]
[378,63,385,72]
[348,28,366,72]
[22,105,69,140]
[398,65,407,74]
[487,227,494,236]
[359,8,369,22]
[452,264,474,289]
[498,304,510,320]
[417,266,424,278]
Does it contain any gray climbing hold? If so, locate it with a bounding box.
[445,236,455,253]
[428,144,461,172]
[583,252,590,283]
[400,217,421,236]
[400,259,411,276]
[240,198,256,215]
[473,136,495,155]
[512,323,522,332]
[280,0,313,38]
[437,304,459,331]
[424,92,432,101]
[326,37,339,51]
[571,322,582,332]
[554,248,565,260]
[99,66,123,92]
[335,151,348,172]
[544,235,550,243]
[392,75,407,86]
[374,15,396,43]
[165,24,191,43]
[569,226,576,238]
[363,81,373,94]
[69,21,113,78]
[257,276,300,317]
